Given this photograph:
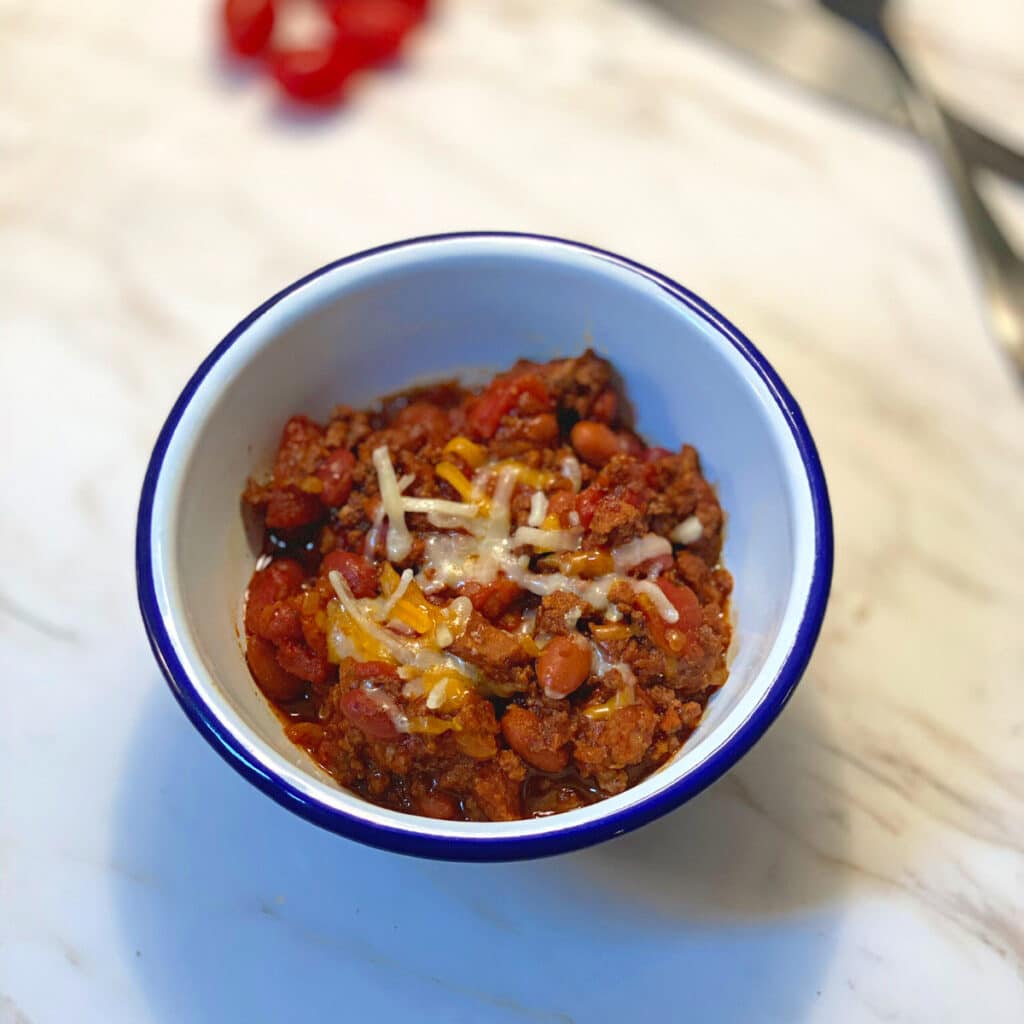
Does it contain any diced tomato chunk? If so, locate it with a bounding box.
[575,486,605,529]
[656,579,703,632]
[319,549,379,598]
[466,373,552,440]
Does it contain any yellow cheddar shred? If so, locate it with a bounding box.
[443,436,487,469]
[590,622,632,643]
[583,687,636,721]
[435,462,482,504]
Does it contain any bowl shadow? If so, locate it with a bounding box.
[111,677,847,1023]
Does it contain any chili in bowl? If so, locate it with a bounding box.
[136,232,832,860]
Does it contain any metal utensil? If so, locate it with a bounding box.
[646,0,1024,377]
[644,0,1024,184]
[819,0,1024,376]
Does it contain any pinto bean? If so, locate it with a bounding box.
[265,486,323,529]
[319,549,378,598]
[338,688,401,741]
[316,447,355,506]
[275,639,330,685]
[536,635,591,698]
[570,421,623,467]
[244,559,305,636]
[500,706,570,773]
[246,635,306,702]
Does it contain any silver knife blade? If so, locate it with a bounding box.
[645,0,912,129]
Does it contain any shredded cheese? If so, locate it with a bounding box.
[379,568,414,619]
[511,526,582,552]
[612,533,672,572]
[670,515,703,546]
[527,490,549,528]
[372,446,413,562]
[561,454,582,492]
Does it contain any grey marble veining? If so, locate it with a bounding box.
[2,1,1023,1021]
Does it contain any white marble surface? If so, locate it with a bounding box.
[2,1,1023,1021]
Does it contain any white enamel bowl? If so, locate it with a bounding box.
[136,232,833,861]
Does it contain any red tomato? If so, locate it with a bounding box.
[467,373,552,440]
[575,486,605,529]
[656,579,703,632]
[270,37,370,104]
[316,447,356,506]
[328,0,421,64]
[223,0,275,57]
[319,549,379,598]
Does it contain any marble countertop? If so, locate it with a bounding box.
[3,1,1023,1021]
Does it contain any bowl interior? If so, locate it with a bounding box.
[149,236,819,842]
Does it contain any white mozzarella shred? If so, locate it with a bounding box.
[435,624,453,648]
[561,454,582,492]
[403,496,481,518]
[426,679,453,710]
[396,473,416,493]
[372,446,413,562]
[427,512,472,531]
[511,526,582,552]
[380,568,413,619]
[527,490,549,528]
[632,580,680,623]
[603,603,623,623]
[444,596,474,637]
[612,533,672,571]
[364,500,386,557]
[670,515,704,546]
[401,677,427,698]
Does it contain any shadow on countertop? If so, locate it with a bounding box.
[111,678,848,1024]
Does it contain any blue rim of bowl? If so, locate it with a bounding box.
[136,231,833,862]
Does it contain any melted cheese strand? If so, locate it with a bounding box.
[511,526,582,552]
[612,533,672,571]
[379,568,414,619]
[527,490,549,528]
[372,446,413,562]
[670,515,703,545]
